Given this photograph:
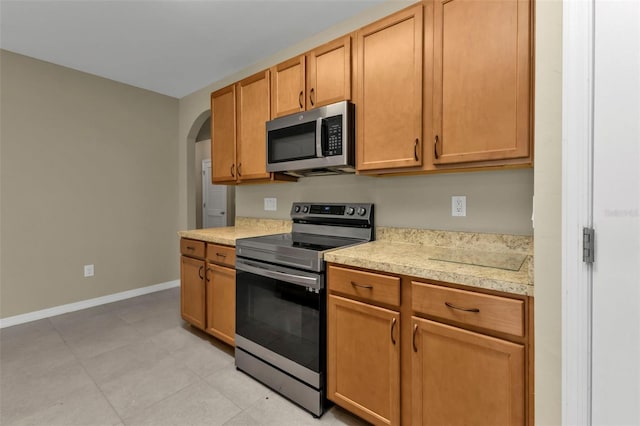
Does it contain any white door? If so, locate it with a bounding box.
[202,159,228,228]
[592,1,640,424]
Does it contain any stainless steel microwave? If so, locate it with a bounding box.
[266,101,355,177]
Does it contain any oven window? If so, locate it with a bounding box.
[268,121,317,163]
[236,269,322,373]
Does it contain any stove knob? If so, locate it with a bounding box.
[346,207,355,215]
[357,207,367,216]
[302,205,309,213]
[294,205,301,213]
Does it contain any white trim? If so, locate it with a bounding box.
[0,280,180,329]
[562,0,594,424]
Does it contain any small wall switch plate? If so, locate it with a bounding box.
[264,197,277,211]
[452,196,466,217]
[84,264,94,277]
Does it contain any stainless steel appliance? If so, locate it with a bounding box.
[265,101,355,177]
[235,202,374,417]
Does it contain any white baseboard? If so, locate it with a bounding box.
[0,280,180,329]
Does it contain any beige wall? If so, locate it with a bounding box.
[533,0,563,424]
[0,50,180,319]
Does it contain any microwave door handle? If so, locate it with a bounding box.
[315,117,324,158]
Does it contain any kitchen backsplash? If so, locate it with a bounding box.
[236,168,534,236]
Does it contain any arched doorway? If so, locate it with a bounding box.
[188,111,235,229]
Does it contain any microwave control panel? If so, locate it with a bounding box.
[323,115,343,157]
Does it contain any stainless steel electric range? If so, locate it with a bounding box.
[234,202,374,417]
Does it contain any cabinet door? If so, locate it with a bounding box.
[211,85,237,183]
[432,0,531,164]
[236,70,271,182]
[328,295,400,426]
[307,36,351,109]
[205,263,236,346]
[356,4,423,171]
[180,256,206,330]
[411,317,525,426]
[270,56,305,118]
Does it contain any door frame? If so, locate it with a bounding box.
[202,159,228,228]
[562,0,594,424]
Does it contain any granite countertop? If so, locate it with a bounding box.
[178,217,291,246]
[324,227,534,296]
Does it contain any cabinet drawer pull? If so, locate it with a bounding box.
[198,266,204,280]
[216,253,227,258]
[299,91,304,109]
[445,301,480,313]
[230,164,235,177]
[391,318,397,345]
[414,138,419,161]
[310,88,315,106]
[350,281,373,289]
[412,323,418,352]
[186,246,195,250]
[434,135,439,160]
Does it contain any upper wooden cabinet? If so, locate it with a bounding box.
[307,36,352,109]
[271,36,352,118]
[356,4,424,171]
[236,71,271,182]
[431,0,532,165]
[270,56,306,118]
[211,85,236,184]
[211,70,294,184]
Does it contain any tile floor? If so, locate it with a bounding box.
[0,287,369,426]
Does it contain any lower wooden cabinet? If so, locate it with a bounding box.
[327,263,532,426]
[205,263,236,346]
[411,318,525,426]
[179,238,236,346]
[180,255,206,330]
[327,294,400,426]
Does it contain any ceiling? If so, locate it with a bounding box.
[0,0,386,98]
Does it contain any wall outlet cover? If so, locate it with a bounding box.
[264,197,277,211]
[84,264,94,277]
[452,196,467,217]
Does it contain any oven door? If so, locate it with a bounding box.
[235,258,325,387]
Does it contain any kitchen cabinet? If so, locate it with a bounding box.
[431,0,532,166]
[411,318,525,426]
[411,280,527,425]
[211,70,295,184]
[356,4,423,171]
[180,239,206,329]
[179,238,237,346]
[327,266,401,426]
[271,36,352,118]
[327,263,532,425]
[205,243,236,346]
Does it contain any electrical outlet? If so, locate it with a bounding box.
[264,197,277,211]
[452,196,466,217]
[84,264,94,277]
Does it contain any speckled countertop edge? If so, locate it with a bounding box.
[177,218,291,246]
[325,232,534,296]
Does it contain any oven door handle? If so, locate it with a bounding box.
[236,259,320,289]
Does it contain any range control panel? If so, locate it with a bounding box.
[290,202,373,221]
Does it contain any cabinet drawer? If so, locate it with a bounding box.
[328,265,400,307]
[411,281,524,337]
[180,238,206,258]
[206,243,236,267]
